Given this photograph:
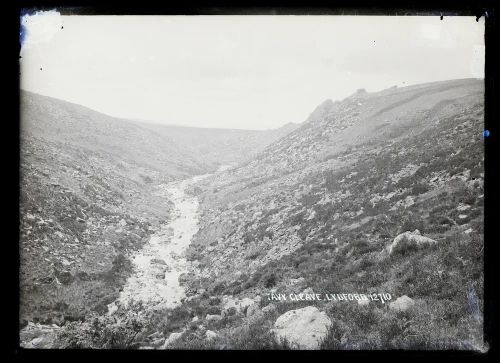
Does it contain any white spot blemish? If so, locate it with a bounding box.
[20,10,62,51]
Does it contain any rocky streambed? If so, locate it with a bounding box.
[110,173,212,312]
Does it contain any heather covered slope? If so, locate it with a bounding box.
[173,78,485,349]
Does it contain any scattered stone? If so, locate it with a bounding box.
[119,218,127,227]
[192,316,199,323]
[464,228,473,234]
[271,306,332,349]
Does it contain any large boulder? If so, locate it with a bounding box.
[387,229,437,255]
[389,295,415,313]
[271,306,332,349]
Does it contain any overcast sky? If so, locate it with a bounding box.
[20,14,484,130]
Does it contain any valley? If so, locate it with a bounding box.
[19,79,485,350]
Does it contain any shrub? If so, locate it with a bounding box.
[412,183,430,195]
[262,273,277,288]
[55,306,147,349]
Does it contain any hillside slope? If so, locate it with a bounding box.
[132,122,299,167]
[19,91,296,328]
[172,78,485,349]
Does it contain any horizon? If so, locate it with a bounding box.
[20,14,484,130]
[20,76,481,131]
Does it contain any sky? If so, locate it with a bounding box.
[20,14,485,130]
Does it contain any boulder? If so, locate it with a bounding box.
[389,295,415,313]
[151,338,165,348]
[262,303,277,314]
[150,258,167,265]
[271,306,332,349]
[247,310,265,325]
[205,330,217,340]
[54,270,74,285]
[301,287,314,295]
[246,303,260,317]
[357,298,370,306]
[206,314,222,322]
[162,331,184,349]
[154,270,166,280]
[19,322,59,349]
[387,230,437,255]
[288,277,305,286]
